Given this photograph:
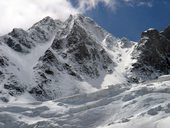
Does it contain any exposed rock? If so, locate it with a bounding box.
[0,14,169,101]
[131,27,170,81]
[0,56,8,67]
[161,25,170,40]
[4,83,25,96]
[32,16,115,100]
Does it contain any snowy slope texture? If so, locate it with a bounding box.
[0,16,64,100]
[0,15,170,128]
[1,76,170,128]
[129,26,170,82]
[0,14,134,101]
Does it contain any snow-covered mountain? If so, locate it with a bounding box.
[130,27,170,82]
[0,14,136,101]
[0,14,170,128]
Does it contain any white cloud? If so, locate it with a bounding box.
[77,0,117,12]
[76,0,153,12]
[123,0,153,7]
[0,0,78,35]
[0,0,154,35]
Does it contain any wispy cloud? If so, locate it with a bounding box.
[123,0,153,7]
[76,0,117,12]
[0,0,78,35]
[76,0,153,11]
[0,0,154,35]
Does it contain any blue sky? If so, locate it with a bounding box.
[71,0,170,41]
[0,0,169,42]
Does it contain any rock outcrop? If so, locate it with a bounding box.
[131,27,170,81]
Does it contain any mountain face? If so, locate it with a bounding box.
[0,15,170,128]
[0,15,133,101]
[130,27,170,82]
[31,16,118,100]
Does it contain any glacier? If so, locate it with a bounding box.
[0,14,170,128]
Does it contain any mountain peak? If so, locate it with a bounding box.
[141,28,159,39]
[0,15,170,100]
[31,16,55,27]
[161,25,170,40]
[0,15,170,128]
[130,26,170,82]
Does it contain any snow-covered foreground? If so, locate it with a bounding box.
[0,15,170,128]
[1,78,170,128]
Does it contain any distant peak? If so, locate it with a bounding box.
[31,16,56,28]
[143,28,158,33]
[9,28,26,36]
[66,14,94,24]
[161,25,170,40]
[39,16,55,24]
[141,28,159,38]
[43,16,54,20]
[75,14,86,19]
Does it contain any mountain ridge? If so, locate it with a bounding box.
[0,14,170,128]
[0,14,135,101]
[0,15,170,101]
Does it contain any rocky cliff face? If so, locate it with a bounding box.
[0,14,169,101]
[0,16,63,100]
[130,26,170,82]
[0,15,133,101]
[0,15,170,128]
[31,17,116,100]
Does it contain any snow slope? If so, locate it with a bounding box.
[0,15,170,128]
[0,78,170,128]
[26,14,136,100]
[0,14,136,101]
